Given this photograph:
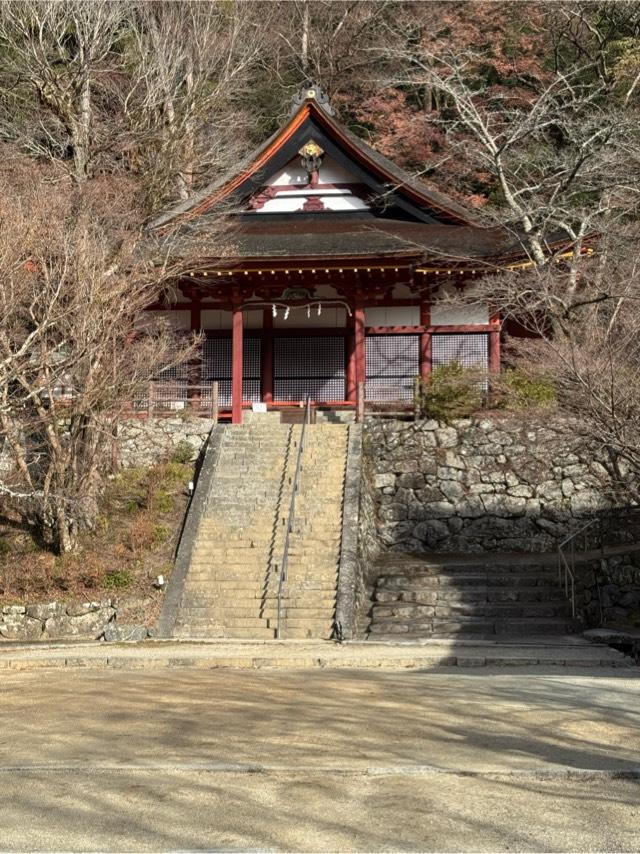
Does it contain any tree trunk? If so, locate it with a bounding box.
[55,505,78,554]
[71,76,92,183]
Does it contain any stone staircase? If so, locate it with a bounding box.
[173,420,349,640]
[368,554,575,640]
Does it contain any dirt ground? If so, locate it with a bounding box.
[0,461,193,614]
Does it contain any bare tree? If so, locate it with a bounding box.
[382,2,640,277]
[0,153,198,552]
[124,0,267,209]
[383,5,640,500]
[0,0,128,182]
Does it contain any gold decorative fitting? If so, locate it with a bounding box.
[307,88,316,99]
[298,139,324,159]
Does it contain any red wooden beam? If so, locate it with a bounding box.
[231,303,244,424]
[365,323,499,335]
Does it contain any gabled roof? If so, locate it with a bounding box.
[149,83,478,231]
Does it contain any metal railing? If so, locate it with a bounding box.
[276,396,312,640]
[557,518,601,620]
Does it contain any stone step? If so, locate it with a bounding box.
[260,606,334,619]
[172,418,348,641]
[269,617,333,629]
[282,627,334,639]
[183,597,334,609]
[371,602,571,619]
[368,617,575,638]
[178,615,271,628]
[377,573,560,590]
[175,626,278,640]
[374,586,565,604]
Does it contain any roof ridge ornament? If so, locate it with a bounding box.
[289,81,335,116]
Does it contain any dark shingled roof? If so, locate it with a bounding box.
[230,217,514,261]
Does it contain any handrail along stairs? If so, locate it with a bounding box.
[557,518,601,620]
[276,396,311,639]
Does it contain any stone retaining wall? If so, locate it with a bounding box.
[365,415,619,554]
[0,597,152,642]
[116,417,215,468]
[576,551,640,627]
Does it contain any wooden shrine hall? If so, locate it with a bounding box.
[148,82,533,424]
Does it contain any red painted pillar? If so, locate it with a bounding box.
[346,308,356,403]
[419,299,431,380]
[231,304,244,424]
[489,312,501,374]
[354,301,366,397]
[262,309,274,404]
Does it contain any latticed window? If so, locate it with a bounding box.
[432,334,488,372]
[365,335,419,402]
[202,338,261,405]
[273,336,345,402]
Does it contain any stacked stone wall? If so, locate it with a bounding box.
[576,552,640,627]
[0,597,153,642]
[365,415,618,554]
[116,417,215,468]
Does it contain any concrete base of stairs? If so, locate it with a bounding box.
[0,635,635,672]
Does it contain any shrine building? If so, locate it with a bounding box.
[148,83,535,424]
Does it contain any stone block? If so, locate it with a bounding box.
[0,617,42,640]
[422,501,455,518]
[25,602,65,621]
[415,486,445,503]
[2,605,26,616]
[457,498,485,518]
[414,519,449,541]
[397,473,424,489]
[379,505,407,523]
[443,451,465,470]
[436,467,464,481]
[508,484,533,498]
[469,483,494,495]
[103,624,149,642]
[440,480,464,500]
[537,481,564,502]
[570,491,609,514]
[43,608,115,639]
[481,471,506,484]
[435,427,458,448]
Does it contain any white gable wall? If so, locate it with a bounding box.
[266,155,359,186]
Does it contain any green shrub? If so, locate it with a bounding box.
[153,489,173,514]
[0,538,11,557]
[162,461,192,484]
[501,368,556,409]
[152,524,169,545]
[415,362,484,421]
[171,440,195,465]
[103,569,133,589]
